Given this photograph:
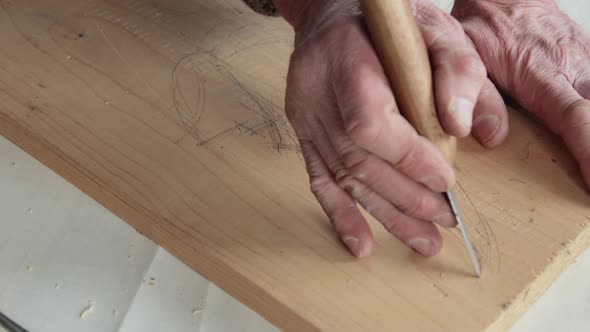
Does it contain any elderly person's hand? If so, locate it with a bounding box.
[271,0,509,258]
[453,0,590,184]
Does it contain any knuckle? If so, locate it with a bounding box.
[417,5,463,46]
[560,99,590,132]
[456,53,487,78]
[559,100,590,162]
[441,50,487,80]
[333,168,349,182]
[342,176,368,201]
[382,212,404,235]
[327,157,348,180]
[346,117,383,149]
[340,145,369,172]
[575,74,590,96]
[392,139,419,171]
[402,194,433,218]
[347,154,378,183]
[309,175,331,199]
[415,3,457,29]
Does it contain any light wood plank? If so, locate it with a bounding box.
[1,1,589,331]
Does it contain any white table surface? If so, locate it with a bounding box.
[1,1,590,331]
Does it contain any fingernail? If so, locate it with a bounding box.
[342,236,361,257]
[408,238,433,256]
[432,212,456,228]
[449,98,475,131]
[473,115,501,143]
[421,175,447,192]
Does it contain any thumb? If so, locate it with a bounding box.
[415,4,488,138]
[559,97,590,187]
[536,77,590,187]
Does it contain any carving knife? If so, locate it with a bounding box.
[361,0,481,277]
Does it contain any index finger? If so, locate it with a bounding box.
[331,26,455,192]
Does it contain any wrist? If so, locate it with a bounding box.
[275,0,361,44]
[273,0,328,30]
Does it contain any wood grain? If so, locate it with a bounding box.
[0,1,589,331]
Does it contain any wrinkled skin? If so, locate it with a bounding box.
[454,0,590,181]
[276,0,590,258]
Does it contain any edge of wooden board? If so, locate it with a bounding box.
[0,112,317,332]
[489,219,590,331]
[2,111,590,331]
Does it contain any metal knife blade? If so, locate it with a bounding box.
[446,189,481,277]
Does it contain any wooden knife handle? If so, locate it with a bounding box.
[361,0,457,163]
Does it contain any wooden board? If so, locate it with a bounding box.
[1,1,589,331]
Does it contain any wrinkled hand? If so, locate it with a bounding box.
[276,0,509,257]
[453,0,590,184]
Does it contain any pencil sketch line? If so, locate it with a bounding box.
[456,181,501,273]
[170,51,299,153]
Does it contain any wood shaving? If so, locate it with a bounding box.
[192,308,203,315]
[80,304,94,319]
